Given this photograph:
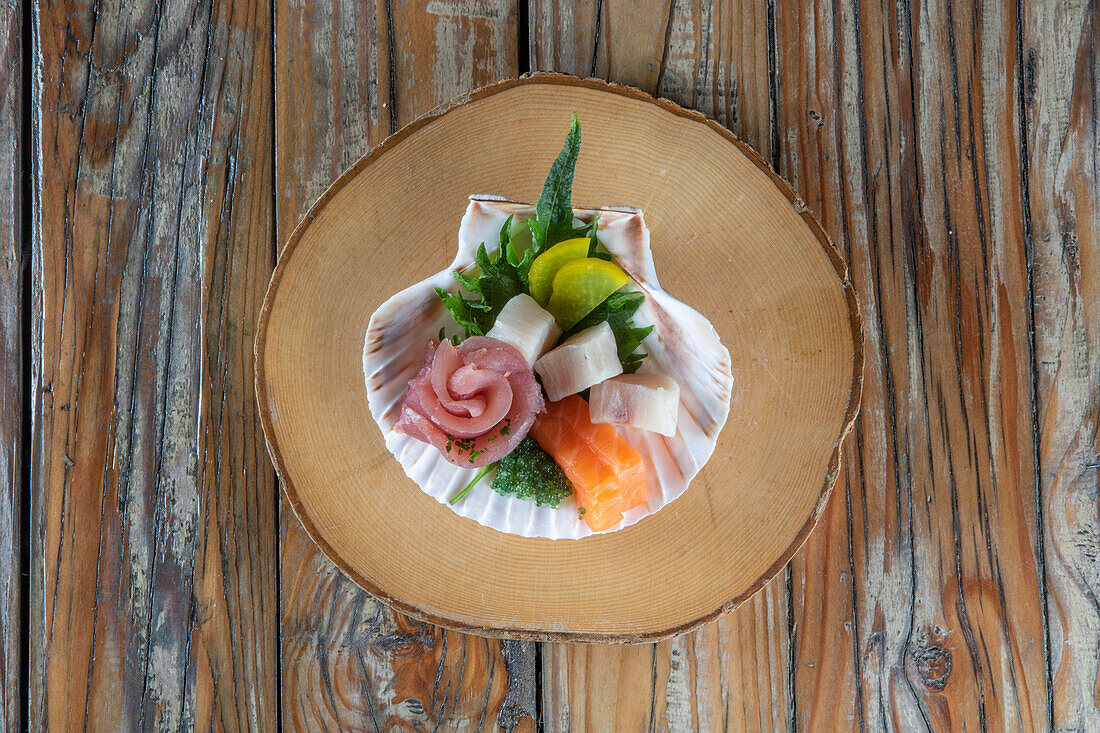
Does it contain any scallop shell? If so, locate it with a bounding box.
[363,196,733,539]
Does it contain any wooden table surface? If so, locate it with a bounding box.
[3,0,1097,729]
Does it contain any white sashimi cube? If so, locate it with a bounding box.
[535,321,622,401]
[486,294,561,365]
[589,374,681,437]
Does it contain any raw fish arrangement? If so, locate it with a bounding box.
[363,115,734,538]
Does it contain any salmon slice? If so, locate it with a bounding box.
[530,395,649,531]
[587,421,647,508]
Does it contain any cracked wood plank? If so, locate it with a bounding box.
[274,0,536,729]
[0,0,21,730]
[536,0,1053,730]
[529,0,669,87]
[775,0,1048,728]
[29,0,277,728]
[1022,0,1100,729]
[532,3,797,729]
[530,0,771,142]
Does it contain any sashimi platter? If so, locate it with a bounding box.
[364,115,733,539]
[256,76,862,638]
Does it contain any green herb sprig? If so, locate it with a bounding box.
[436,224,527,337]
[449,464,495,505]
[566,290,654,373]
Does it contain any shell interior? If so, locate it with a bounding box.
[363,196,734,540]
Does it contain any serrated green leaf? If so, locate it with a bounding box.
[515,245,537,287]
[583,216,601,255]
[536,113,581,227]
[566,289,653,371]
[503,217,523,269]
[438,237,528,337]
[528,219,547,252]
[436,286,485,337]
[452,269,480,293]
[474,243,494,272]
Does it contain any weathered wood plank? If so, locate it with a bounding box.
[533,2,797,729]
[774,0,1049,729]
[1022,1,1100,729]
[543,581,791,731]
[530,0,668,89]
[274,1,536,729]
[30,0,277,729]
[538,0,1052,729]
[772,1,888,728]
[0,0,22,730]
[532,0,774,131]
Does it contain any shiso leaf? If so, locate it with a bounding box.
[566,290,654,374]
[436,233,526,337]
[536,113,581,229]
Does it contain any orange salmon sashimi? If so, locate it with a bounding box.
[529,395,648,531]
[588,422,648,508]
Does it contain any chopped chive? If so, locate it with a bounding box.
[449,463,496,505]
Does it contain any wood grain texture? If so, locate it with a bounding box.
[774,0,905,728]
[530,0,773,138]
[530,0,667,88]
[773,0,1047,728]
[275,0,535,729]
[537,0,1056,729]
[0,0,21,730]
[532,2,797,727]
[20,0,1095,728]
[543,581,792,731]
[261,72,859,634]
[30,0,276,729]
[280,522,525,731]
[1022,1,1100,729]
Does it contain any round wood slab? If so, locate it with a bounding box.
[256,75,863,641]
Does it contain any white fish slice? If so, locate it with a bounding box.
[363,196,734,539]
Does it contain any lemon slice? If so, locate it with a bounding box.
[527,237,591,305]
[547,258,631,330]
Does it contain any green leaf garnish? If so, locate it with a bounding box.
[436,224,528,337]
[537,112,581,229]
[566,290,654,373]
[435,286,485,337]
[526,114,592,257]
[473,242,526,314]
[437,114,651,372]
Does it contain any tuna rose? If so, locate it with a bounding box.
[396,336,544,467]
